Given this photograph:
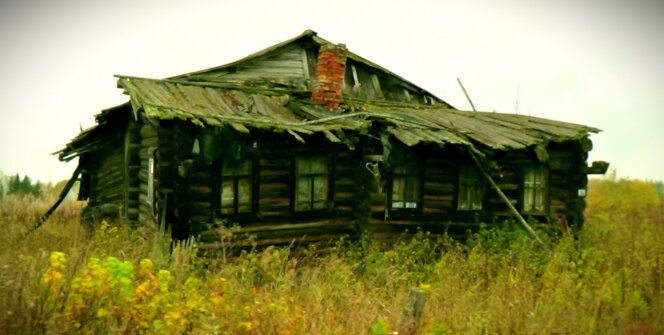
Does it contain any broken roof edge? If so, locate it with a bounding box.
[116,75,601,143]
[171,29,318,79]
[115,74,311,97]
[165,29,452,107]
[345,99,601,134]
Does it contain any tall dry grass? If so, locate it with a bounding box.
[0,178,662,334]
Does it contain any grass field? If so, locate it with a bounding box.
[1,177,662,334]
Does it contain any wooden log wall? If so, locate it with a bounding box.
[485,151,530,219]
[186,165,214,231]
[124,118,141,223]
[422,157,457,216]
[82,141,125,222]
[548,141,588,229]
[332,150,357,216]
[366,148,465,241]
[194,133,359,248]
[363,141,590,242]
[137,122,158,224]
[139,123,590,247]
[258,155,292,218]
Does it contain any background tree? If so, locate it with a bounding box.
[8,174,21,195]
[6,173,42,197]
[0,175,5,199]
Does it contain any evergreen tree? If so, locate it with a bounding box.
[5,174,42,197]
[20,175,31,195]
[9,174,20,195]
[0,171,5,198]
[32,181,42,197]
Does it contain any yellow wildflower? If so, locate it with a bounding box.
[238,321,253,331]
[49,251,67,269]
[42,268,63,286]
[139,258,154,279]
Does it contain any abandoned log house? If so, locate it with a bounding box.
[55,30,608,247]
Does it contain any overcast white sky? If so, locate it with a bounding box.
[1,0,662,183]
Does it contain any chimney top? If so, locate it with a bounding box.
[310,43,348,109]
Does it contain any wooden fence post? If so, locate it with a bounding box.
[399,287,428,335]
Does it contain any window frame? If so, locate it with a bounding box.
[146,147,158,216]
[293,155,331,212]
[456,163,486,211]
[521,165,549,215]
[218,158,256,216]
[389,158,424,212]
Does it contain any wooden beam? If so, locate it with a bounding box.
[469,149,549,251]
[584,161,609,174]
[457,77,477,112]
[26,164,83,237]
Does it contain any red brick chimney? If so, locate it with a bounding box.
[311,43,347,109]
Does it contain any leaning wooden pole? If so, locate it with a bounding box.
[457,77,477,112]
[25,165,82,237]
[456,78,548,250]
[469,150,549,250]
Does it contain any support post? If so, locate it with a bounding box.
[26,165,82,237]
[399,287,428,335]
[469,150,549,251]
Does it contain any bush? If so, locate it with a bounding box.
[0,177,662,334]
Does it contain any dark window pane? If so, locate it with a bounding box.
[238,178,252,207]
[523,166,547,213]
[296,157,311,175]
[313,175,328,202]
[223,160,252,176]
[458,165,485,211]
[296,202,311,211]
[310,157,327,174]
[392,158,422,210]
[295,156,329,211]
[220,159,254,215]
[221,180,235,209]
[392,177,405,201]
[405,176,420,201]
[297,176,311,201]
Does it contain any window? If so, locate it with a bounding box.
[220,159,253,214]
[147,157,155,207]
[457,164,485,210]
[146,147,158,216]
[522,166,548,214]
[391,161,423,209]
[295,156,329,211]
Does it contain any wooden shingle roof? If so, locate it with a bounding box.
[58,31,600,160]
[119,76,598,150]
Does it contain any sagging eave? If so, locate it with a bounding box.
[55,103,134,162]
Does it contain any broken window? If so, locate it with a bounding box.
[457,164,485,210]
[391,160,422,209]
[522,166,548,214]
[295,156,329,211]
[220,159,253,214]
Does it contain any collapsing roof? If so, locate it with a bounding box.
[57,30,600,161]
